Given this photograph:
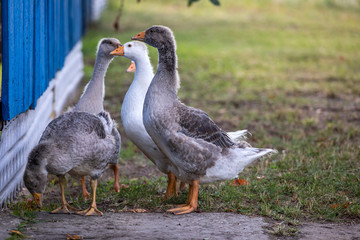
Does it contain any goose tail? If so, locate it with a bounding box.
[97,111,116,134]
[227,130,250,143]
[202,146,277,183]
[234,147,277,171]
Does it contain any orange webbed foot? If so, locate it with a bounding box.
[51,204,80,214]
[77,206,103,216]
[167,179,199,215]
[167,204,196,215]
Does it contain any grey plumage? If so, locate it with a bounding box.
[74,38,122,185]
[135,25,276,214]
[24,111,119,195]
[23,38,122,214]
[140,25,275,181]
[75,38,121,114]
[178,104,235,149]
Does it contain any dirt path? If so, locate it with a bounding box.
[2,211,359,240]
[0,210,21,239]
[15,212,269,240]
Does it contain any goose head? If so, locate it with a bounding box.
[96,38,122,60]
[23,166,47,208]
[131,25,176,51]
[110,41,149,62]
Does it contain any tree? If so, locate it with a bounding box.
[113,0,221,31]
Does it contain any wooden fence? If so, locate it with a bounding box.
[1,0,92,121]
[0,0,107,207]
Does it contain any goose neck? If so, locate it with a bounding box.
[76,56,112,113]
[133,57,153,77]
[158,46,177,72]
[90,56,112,86]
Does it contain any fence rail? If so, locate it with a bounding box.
[0,0,107,207]
[1,0,92,121]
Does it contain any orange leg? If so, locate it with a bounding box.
[167,179,199,215]
[109,163,120,192]
[77,179,103,216]
[174,183,193,208]
[51,176,79,214]
[81,176,90,199]
[179,181,186,191]
[164,171,178,199]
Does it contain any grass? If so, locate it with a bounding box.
[10,0,360,235]
[7,199,37,239]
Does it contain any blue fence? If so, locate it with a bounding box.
[1,0,92,121]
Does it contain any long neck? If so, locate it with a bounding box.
[122,55,154,121]
[133,55,154,87]
[154,44,179,95]
[158,44,177,72]
[75,56,112,114]
[24,145,49,194]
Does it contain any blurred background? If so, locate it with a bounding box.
[75,0,360,224]
[81,0,359,162]
[2,0,359,230]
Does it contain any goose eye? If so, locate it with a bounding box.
[128,44,132,48]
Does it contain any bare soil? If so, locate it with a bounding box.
[2,210,360,240]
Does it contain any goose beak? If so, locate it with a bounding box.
[131,31,145,41]
[126,61,136,73]
[33,193,42,208]
[110,45,124,56]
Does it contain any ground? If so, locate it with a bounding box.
[3,0,360,239]
[1,209,360,239]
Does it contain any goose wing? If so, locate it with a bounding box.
[40,112,106,142]
[178,104,234,149]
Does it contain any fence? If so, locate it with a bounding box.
[0,0,107,207]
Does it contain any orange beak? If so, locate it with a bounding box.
[127,61,136,73]
[33,193,42,208]
[110,45,124,56]
[131,31,145,41]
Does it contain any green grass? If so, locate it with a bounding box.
[7,199,37,239]
[10,0,360,232]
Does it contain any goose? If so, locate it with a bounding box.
[74,38,122,197]
[110,41,250,198]
[110,41,179,198]
[130,25,276,215]
[23,111,121,216]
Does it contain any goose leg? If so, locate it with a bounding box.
[179,181,186,191]
[81,176,90,199]
[164,171,178,199]
[110,163,120,193]
[77,179,103,216]
[51,176,79,214]
[167,179,199,215]
[173,183,193,208]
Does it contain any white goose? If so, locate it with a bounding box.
[111,41,179,198]
[110,41,250,198]
[128,25,276,215]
